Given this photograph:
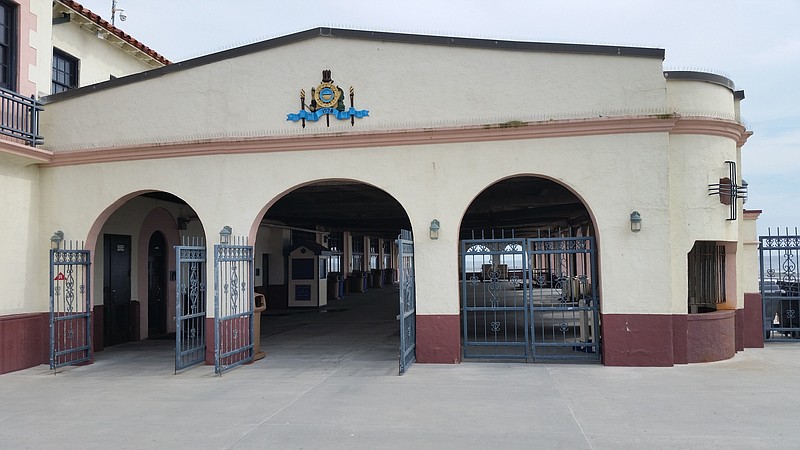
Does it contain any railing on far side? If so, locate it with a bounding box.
[0,87,43,147]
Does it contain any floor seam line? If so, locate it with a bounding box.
[222,365,343,449]
[548,365,594,450]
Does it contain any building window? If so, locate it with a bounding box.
[687,241,726,313]
[0,1,17,91]
[52,49,79,94]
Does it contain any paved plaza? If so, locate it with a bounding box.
[2,287,798,449]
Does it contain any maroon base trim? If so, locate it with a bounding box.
[603,312,739,366]
[743,293,764,348]
[672,314,688,364]
[0,313,48,374]
[602,314,676,366]
[415,314,461,364]
[735,308,745,351]
[686,310,735,363]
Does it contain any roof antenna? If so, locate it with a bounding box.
[111,0,126,26]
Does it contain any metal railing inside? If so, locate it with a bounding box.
[0,87,43,146]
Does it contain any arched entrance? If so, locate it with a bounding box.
[86,191,205,370]
[459,176,601,362]
[252,179,415,372]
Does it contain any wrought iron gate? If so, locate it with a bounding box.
[397,229,416,374]
[461,236,600,361]
[50,241,91,370]
[175,238,207,372]
[214,236,255,375]
[760,230,800,340]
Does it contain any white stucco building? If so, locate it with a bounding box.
[0,1,762,374]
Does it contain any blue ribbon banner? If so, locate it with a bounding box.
[286,107,370,123]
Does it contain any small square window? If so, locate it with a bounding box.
[52,49,79,94]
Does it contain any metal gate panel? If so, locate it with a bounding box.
[214,236,255,375]
[461,238,529,359]
[175,239,207,372]
[398,229,416,374]
[460,235,600,362]
[50,243,91,370]
[527,237,599,360]
[760,231,800,341]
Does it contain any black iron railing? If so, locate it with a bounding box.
[0,87,43,146]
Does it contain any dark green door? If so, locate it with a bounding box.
[104,234,131,346]
[148,232,168,337]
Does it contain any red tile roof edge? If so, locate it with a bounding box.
[57,0,171,65]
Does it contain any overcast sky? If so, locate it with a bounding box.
[77,0,799,235]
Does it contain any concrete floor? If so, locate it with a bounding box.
[2,286,800,449]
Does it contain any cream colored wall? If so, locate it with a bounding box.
[40,36,667,150]
[0,155,42,314]
[740,211,761,295]
[254,225,289,286]
[18,38,749,321]
[667,79,736,120]
[666,78,742,313]
[25,0,53,97]
[50,19,157,92]
[37,128,681,317]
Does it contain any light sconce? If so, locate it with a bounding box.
[219,226,232,245]
[741,179,748,204]
[177,217,190,230]
[429,219,440,240]
[630,211,642,233]
[50,230,64,250]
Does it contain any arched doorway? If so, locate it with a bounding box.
[147,231,168,338]
[87,191,204,369]
[459,175,600,362]
[252,179,415,372]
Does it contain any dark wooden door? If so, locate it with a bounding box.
[148,232,168,337]
[104,234,131,346]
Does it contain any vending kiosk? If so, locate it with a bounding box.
[286,241,331,308]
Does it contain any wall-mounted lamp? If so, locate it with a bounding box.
[741,179,748,204]
[50,230,64,250]
[429,219,440,240]
[630,211,642,233]
[219,226,232,245]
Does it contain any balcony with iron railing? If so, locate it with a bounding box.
[0,86,43,147]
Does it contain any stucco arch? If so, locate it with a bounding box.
[85,189,207,254]
[246,177,414,243]
[84,189,207,346]
[457,172,600,240]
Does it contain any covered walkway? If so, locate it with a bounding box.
[87,283,404,376]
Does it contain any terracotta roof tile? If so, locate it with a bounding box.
[58,0,171,65]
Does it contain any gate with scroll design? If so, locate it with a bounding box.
[175,237,206,372]
[760,229,800,341]
[214,235,255,375]
[397,229,416,374]
[50,241,92,370]
[461,236,600,361]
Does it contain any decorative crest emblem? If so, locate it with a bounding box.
[287,69,369,128]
